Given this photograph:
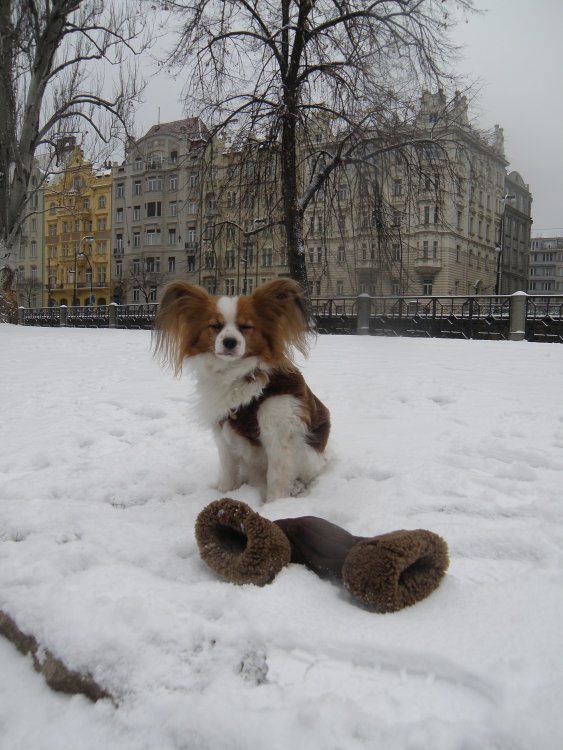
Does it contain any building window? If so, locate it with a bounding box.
[187,255,195,272]
[168,228,177,245]
[261,248,273,267]
[169,174,178,191]
[133,206,141,220]
[99,195,106,209]
[423,279,433,295]
[170,151,178,164]
[147,176,163,192]
[116,183,125,198]
[337,246,345,263]
[146,202,162,218]
[168,257,176,273]
[133,232,141,248]
[186,227,196,247]
[169,201,177,217]
[242,277,254,295]
[204,251,215,268]
[147,152,163,170]
[116,260,122,278]
[336,280,344,296]
[145,230,161,246]
[134,181,142,196]
[224,278,236,296]
[30,241,37,258]
[392,179,402,197]
[146,257,160,273]
[116,208,124,223]
[224,249,236,268]
[116,234,124,250]
[392,210,401,227]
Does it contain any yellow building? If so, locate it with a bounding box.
[44,147,112,307]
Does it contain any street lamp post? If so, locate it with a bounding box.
[240,255,248,295]
[73,235,94,305]
[79,251,94,305]
[494,194,516,297]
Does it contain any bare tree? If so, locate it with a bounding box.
[15,272,43,308]
[0,0,149,267]
[161,0,474,290]
[128,259,164,304]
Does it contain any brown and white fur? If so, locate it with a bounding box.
[153,279,330,501]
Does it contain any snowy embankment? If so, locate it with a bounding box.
[0,325,562,750]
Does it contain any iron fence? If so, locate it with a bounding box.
[19,303,158,330]
[16,294,563,342]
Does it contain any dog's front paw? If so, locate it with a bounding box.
[290,479,307,497]
[217,478,242,493]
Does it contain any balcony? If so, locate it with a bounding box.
[414,255,442,276]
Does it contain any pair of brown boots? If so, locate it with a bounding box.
[195,499,449,613]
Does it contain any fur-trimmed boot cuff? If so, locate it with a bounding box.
[341,530,449,613]
[195,498,292,586]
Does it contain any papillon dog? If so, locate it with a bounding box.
[154,279,330,501]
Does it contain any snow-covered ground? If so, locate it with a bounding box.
[1,324,562,750]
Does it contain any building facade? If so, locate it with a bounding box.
[111,118,211,304]
[500,171,533,294]
[528,233,563,299]
[14,162,45,308]
[298,92,509,298]
[43,147,112,307]
[105,93,533,305]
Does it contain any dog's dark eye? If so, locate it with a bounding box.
[209,322,223,331]
[238,324,254,332]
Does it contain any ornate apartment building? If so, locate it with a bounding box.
[43,145,112,306]
[14,162,44,308]
[111,92,532,303]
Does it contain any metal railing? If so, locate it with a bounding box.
[16,294,563,342]
[19,303,158,330]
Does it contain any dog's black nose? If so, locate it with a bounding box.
[222,337,238,350]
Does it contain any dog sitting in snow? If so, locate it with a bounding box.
[154,279,330,501]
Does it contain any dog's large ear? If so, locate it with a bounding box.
[153,283,211,375]
[251,279,312,360]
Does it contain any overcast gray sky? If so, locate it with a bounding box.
[451,0,563,232]
[136,0,563,232]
